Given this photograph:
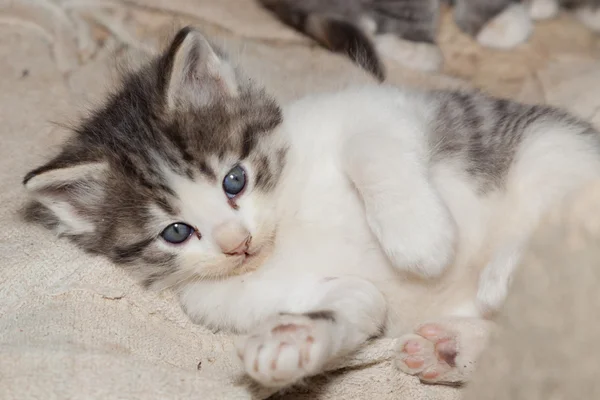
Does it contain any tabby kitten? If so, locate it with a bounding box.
[23,27,600,389]
[258,0,600,79]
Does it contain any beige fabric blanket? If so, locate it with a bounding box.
[1,1,599,399]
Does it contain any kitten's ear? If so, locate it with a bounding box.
[164,27,239,111]
[23,160,108,235]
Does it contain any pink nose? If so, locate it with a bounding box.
[213,221,251,256]
[225,236,251,256]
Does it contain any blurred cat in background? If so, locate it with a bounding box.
[258,0,600,80]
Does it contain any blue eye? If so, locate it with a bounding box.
[222,165,246,198]
[161,222,195,244]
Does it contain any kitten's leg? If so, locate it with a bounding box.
[343,133,456,278]
[528,0,559,21]
[476,240,524,316]
[235,276,387,388]
[395,317,492,385]
[454,0,533,49]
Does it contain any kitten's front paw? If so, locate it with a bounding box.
[370,212,455,279]
[236,314,332,388]
[476,4,533,49]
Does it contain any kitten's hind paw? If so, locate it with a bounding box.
[395,319,490,385]
[236,313,333,388]
[396,332,457,382]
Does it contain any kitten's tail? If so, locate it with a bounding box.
[258,0,385,81]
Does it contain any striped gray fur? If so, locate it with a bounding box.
[427,89,595,193]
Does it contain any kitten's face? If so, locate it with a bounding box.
[23,27,287,289]
[142,145,285,287]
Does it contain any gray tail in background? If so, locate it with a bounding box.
[258,1,385,81]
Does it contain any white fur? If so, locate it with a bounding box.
[477,3,533,49]
[375,34,443,72]
[341,106,455,278]
[528,0,559,21]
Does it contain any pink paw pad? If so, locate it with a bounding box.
[404,339,422,354]
[395,324,460,383]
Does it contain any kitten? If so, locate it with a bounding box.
[23,27,600,389]
[258,0,600,79]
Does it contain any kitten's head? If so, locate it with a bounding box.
[23,27,287,289]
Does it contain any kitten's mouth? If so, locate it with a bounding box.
[226,237,275,277]
[225,251,258,277]
[226,245,261,266]
[241,250,258,263]
[231,246,266,273]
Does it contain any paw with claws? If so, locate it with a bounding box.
[236,314,333,388]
